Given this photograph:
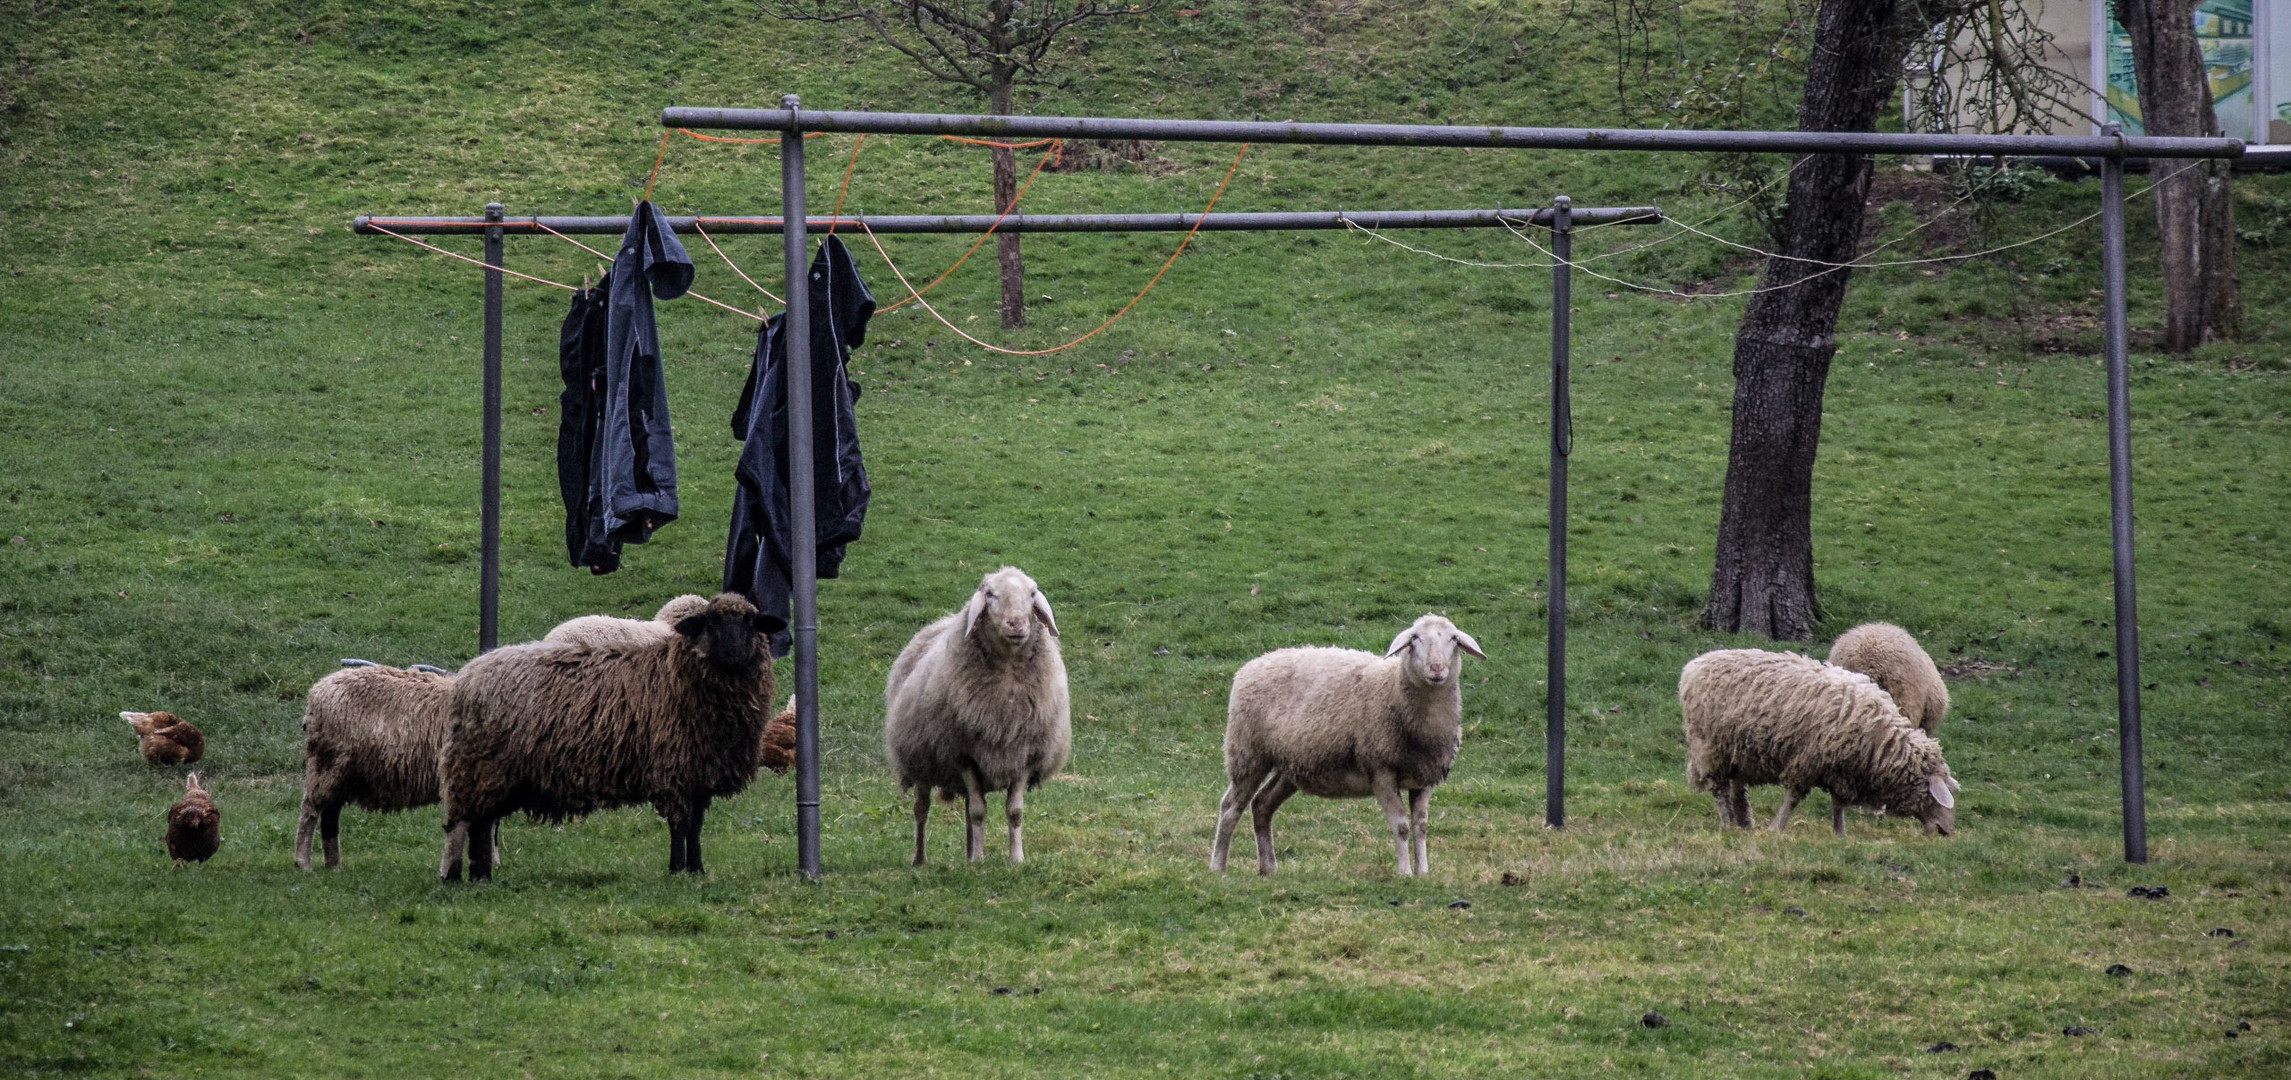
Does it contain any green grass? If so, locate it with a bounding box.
[3,1,2289,1076]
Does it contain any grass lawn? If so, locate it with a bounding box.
[2,2,2288,1076]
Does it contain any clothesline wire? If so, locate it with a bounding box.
[364,221,579,291]
[692,219,786,306]
[854,143,1248,358]
[1484,158,2200,300]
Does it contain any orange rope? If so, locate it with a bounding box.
[365,222,579,291]
[641,130,671,202]
[858,143,1248,358]
[827,133,863,236]
[675,127,828,144]
[877,138,1062,314]
[692,219,787,306]
[937,135,1060,149]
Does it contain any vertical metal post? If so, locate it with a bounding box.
[480,202,504,654]
[1546,196,1571,830]
[783,95,823,879]
[2100,126,2147,864]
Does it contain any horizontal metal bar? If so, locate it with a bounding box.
[1932,145,2291,175]
[661,106,2244,160]
[353,206,1662,236]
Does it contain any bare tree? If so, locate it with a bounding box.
[776,0,1159,328]
[2111,0,2240,350]
[1702,0,1968,639]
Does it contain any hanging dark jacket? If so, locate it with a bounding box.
[556,201,694,573]
[555,285,617,571]
[723,234,874,656]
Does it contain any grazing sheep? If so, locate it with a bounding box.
[1827,622,1950,735]
[1679,648,1958,836]
[1211,614,1486,876]
[543,594,711,649]
[167,772,220,864]
[439,593,774,881]
[294,662,472,870]
[885,567,1070,865]
[122,710,203,766]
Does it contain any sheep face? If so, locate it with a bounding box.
[1384,614,1486,688]
[961,567,1058,653]
[1915,772,1958,835]
[671,594,770,671]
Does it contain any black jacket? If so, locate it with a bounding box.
[556,201,693,573]
[723,234,874,655]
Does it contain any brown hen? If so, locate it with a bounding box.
[166,772,221,865]
[123,710,204,766]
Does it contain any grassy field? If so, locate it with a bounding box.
[3,1,2289,1076]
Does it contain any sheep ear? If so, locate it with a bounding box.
[672,612,712,639]
[1927,774,1955,809]
[961,590,986,639]
[185,772,199,791]
[1386,630,1417,658]
[1452,629,1487,660]
[1945,774,1961,793]
[1031,589,1059,636]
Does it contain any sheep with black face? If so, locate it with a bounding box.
[885,567,1070,865]
[438,593,775,881]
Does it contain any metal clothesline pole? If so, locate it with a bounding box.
[782,94,823,881]
[2100,124,2146,865]
[480,202,504,655]
[1546,196,1571,830]
[352,206,1663,235]
[660,106,2242,160]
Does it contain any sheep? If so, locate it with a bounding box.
[167,772,220,865]
[543,593,711,649]
[122,710,203,766]
[1679,648,1958,836]
[295,661,469,870]
[1827,621,1950,735]
[885,566,1070,865]
[1211,614,1486,876]
[438,592,774,881]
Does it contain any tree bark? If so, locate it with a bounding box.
[990,71,1025,329]
[1703,0,1950,639]
[2113,0,2239,350]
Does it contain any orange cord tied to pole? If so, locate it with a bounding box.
[859,143,1247,357]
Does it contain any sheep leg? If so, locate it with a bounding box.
[911,786,933,867]
[666,806,689,874]
[320,803,342,868]
[1770,788,1803,832]
[1373,778,1414,876]
[1249,774,1298,876]
[1005,782,1026,865]
[962,769,987,863]
[684,799,708,875]
[467,816,498,881]
[1408,787,1431,876]
[294,798,321,871]
[1830,795,1846,837]
[1727,781,1751,829]
[1211,764,1273,873]
[439,821,467,882]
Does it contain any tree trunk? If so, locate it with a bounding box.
[1703,0,1947,639]
[2113,0,2239,350]
[990,73,1025,329]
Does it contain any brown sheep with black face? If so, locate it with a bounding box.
[166,772,221,864]
[438,593,775,881]
[123,710,203,766]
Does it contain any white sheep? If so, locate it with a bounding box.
[1827,621,1950,735]
[1211,614,1485,876]
[296,661,495,870]
[884,566,1070,865]
[1680,648,1958,835]
[544,594,711,649]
